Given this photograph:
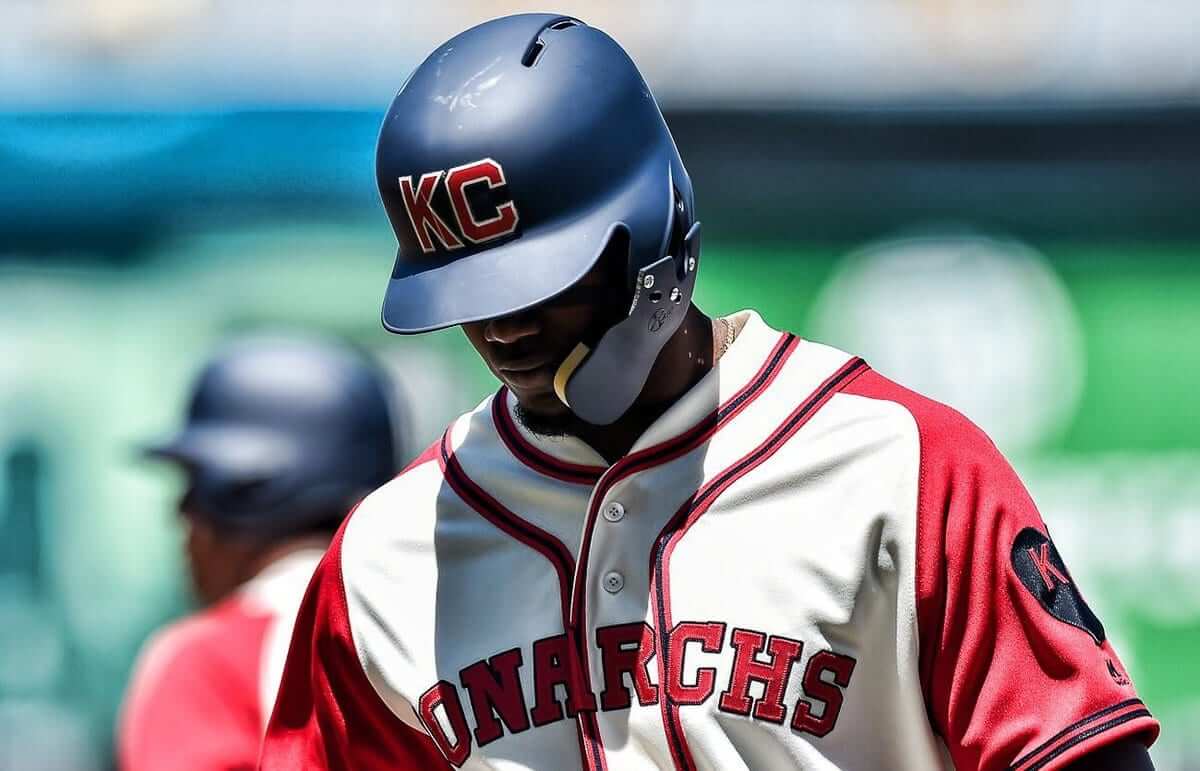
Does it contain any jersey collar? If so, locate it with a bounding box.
[494,310,792,477]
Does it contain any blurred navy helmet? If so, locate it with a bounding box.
[376,13,701,425]
[145,335,402,538]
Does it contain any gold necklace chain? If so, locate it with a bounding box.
[716,317,736,361]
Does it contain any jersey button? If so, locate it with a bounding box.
[602,571,625,594]
[602,502,626,522]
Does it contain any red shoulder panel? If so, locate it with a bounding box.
[845,370,1158,771]
[258,506,451,770]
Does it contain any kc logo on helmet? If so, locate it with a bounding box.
[398,158,520,253]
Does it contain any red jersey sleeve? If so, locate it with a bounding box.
[258,516,450,771]
[848,371,1159,771]
[119,601,270,771]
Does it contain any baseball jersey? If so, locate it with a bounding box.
[119,548,324,771]
[261,310,1158,771]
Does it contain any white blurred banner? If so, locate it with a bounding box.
[3,0,1199,108]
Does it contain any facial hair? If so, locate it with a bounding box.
[513,402,575,439]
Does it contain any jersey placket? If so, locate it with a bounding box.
[563,334,805,769]
[467,326,799,769]
[567,448,701,770]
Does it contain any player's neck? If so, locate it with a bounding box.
[569,304,716,463]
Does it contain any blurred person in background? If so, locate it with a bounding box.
[262,14,1158,771]
[117,334,405,771]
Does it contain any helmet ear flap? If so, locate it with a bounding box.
[554,190,702,425]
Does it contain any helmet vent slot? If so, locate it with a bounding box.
[523,18,582,67]
[522,39,546,67]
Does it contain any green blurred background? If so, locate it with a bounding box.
[4,2,1200,769]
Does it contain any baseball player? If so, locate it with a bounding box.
[119,335,403,770]
[260,14,1159,771]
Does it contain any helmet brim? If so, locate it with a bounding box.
[142,423,300,479]
[380,155,671,334]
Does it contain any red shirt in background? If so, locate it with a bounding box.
[119,549,323,771]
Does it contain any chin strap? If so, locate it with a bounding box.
[553,220,701,425]
[553,343,591,405]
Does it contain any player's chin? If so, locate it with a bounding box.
[511,387,568,417]
[511,390,575,437]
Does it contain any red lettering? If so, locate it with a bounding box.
[529,633,598,726]
[596,622,659,711]
[459,648,530,746]
[1028,543,1070,591]
[446,158,519,243]
[399,171,463,253]
[718,629,804,724]
[792,650,856,737]
[667,622,727,705]
[417,680,472,767]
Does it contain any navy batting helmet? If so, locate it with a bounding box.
[144,335,402,537]
[376,13,701,425]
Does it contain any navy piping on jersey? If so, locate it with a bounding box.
[562,333,800,769]
[1011,698,1152,771]
[492,389,605,484]
[650,356,868,771]
[562,332,800,635]
[437,332,799,771]
[438,434,601,768]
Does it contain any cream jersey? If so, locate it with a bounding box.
[261,311,1157,771]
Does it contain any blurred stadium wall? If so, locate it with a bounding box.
[2,2,1198,769]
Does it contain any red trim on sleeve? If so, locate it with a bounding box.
[1012,699,1156,771]
[843,371,1159,771]
[259,506,451,770]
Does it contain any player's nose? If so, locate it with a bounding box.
[483,311,541,345]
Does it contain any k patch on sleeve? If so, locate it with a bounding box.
[844,364,1167,771]
[1010,527,1105,645]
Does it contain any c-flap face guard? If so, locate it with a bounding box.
[554,219,702,425]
